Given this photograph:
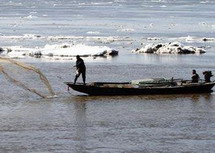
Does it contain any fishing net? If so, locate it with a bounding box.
[0,57,55,98]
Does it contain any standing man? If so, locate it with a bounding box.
[74,55,86,85]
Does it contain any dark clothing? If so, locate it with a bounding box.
[74,57,86,85]
[76,58,86,70]
[74,69,86,84]
[203,71,213,82]
[204,74,211,82]
[192,73,199,83]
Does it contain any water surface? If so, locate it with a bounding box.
[0,0,215,152]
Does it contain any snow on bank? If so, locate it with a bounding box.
[0,43,118,59]
[132,42,206,54]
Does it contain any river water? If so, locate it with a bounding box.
[1,61,215,153]
[1,0,215,152]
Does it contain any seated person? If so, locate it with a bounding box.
[192,70,199,83]
[203,71,213,82]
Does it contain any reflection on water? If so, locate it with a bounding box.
[71,93,213,103]
[66,92,215,152]
[74,100,87,153]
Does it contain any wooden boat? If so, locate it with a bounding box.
[65,78,215,96]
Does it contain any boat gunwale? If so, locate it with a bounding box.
[65,81,215,89]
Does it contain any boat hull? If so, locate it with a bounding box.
[65,82,215,96]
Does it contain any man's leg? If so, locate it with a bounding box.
[82,70,86,85]
[74,72,80,84]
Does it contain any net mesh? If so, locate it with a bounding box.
[0,57,55,98]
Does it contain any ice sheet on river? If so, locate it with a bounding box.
[132,42,206,54]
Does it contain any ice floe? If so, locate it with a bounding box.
[0,35,132,43]
[86,31,101,35]
[0,34,42,40]
[147,37,162,41]
[24,15,38,19]
[132,42,206,54]
[0,43,118,59]
[182,36,215,42]
[117,28,135,32]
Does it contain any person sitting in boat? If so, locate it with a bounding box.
[191,69,199,83]
[74,55,86,85]
[203,71,213,82]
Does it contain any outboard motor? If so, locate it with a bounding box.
[203,71,213,82]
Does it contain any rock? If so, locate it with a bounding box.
[0,47,4,53]
[202,37,215,42]
[106,50,118,56]
[31,51,42,58]
[96,50,119,57]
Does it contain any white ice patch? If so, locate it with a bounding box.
[178,36,215,42]
[160,5,167,8]
[147,37,162,41]
[200,1,209,4]
[0,34,42,40]
[47,36,84,41]
[1,44,118,59]
[0,35,132,44]
[41,44,113,56]
[132,42,206,54]
[86,31,101,35]
[118,28,135,32]
[6,1,23,6]
[24,15,38,19]
[30,12,38,14]
[86,36,115,44]
[91,2,113,5]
